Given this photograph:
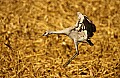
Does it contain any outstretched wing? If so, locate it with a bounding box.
[83,16,96,38]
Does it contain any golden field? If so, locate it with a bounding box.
[0,0,120,78]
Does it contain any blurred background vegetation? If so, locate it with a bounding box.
[0,0,120,78]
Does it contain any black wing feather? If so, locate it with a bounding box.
[83,16,96,38]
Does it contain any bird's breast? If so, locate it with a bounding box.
[69,30,88,41]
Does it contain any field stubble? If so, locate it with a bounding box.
[0,0,120,78]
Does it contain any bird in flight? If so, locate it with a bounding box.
[43,12,96,67]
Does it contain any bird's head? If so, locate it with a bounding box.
[43,31,51,36]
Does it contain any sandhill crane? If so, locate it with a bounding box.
[43,12,96,67]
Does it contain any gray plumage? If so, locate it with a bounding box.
[43,12,96,67]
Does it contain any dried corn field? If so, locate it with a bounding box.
[0,0,120,78]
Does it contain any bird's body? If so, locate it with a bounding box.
[69,30,87,42]
[43,12,96,67]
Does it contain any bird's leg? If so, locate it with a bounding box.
[63,40,79,67]
[43,27,74,36]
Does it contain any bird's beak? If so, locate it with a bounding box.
[43,32,46,36]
